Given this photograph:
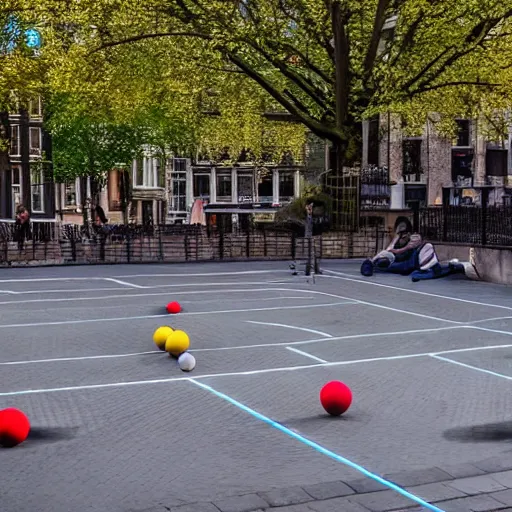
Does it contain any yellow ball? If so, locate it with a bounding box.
[153,326,174,351]
[165,330,190,357]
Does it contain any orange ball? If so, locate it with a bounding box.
[0,408,31,448]
[166,301,181,314]
[320,381,352,416]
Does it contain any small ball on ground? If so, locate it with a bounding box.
[178,352,196,372]
[320,381,352,417]
[0,408,30,448]
[153,326,174,351]
[166,301,181,314]
[165,330,190,357]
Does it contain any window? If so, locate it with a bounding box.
[216,171,232,201]
[31,165,44,212]
[455,120,470,147]
[451,148,473,181]
[64,181,77,207]
[402,139,422,180]
[257,171,273,202]
[29,97,42,118]
[193,173,210,199]
[10,125,19,155]
[486,148,508,177]
[279,172,294,201]
[157,159,166,188]
[237,173,253,203]
[29,127,41,155]
[170,158,187,212]
[11,166,21,214]
[134,158,144,187]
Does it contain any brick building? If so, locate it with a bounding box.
[361,113,512,211]
[0,97,55,221]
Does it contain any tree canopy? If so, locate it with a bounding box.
[3,0,512,180]
[24,0,512,169]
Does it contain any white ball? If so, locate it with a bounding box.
[178,352,196,372]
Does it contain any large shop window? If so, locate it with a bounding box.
[216,172,232,201]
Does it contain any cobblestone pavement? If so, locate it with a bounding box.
[3,260,512,512]
[137,455,512,512]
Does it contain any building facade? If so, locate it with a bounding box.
[362,113,512,211]
[56,152,302,227]
[0,97,55,221]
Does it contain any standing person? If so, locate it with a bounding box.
[14,205,31,250]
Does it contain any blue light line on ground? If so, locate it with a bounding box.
[189,378,446,512]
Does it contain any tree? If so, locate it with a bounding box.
[46,92,145,224]
[27,0,512,171]
[40,18,308,166]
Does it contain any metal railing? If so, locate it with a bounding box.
[0,221,390,266]
[419,205,512,247]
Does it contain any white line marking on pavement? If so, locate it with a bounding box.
[0,269,290,284]
[469,325,512,337]
[286,346,328,363]
[190,326,462,352]
[0,284,461,325]
[103,278,146,289]
[0,290,19,295]
[0,351,160,365]
[430,355,512,381]
[322,269,512,312]
[469,316,512,325]
[0,301,355,329]
[113,270,290,278]
[0,284,294,305]
[294,286,461,324]
[3,339,512,397]
[0,326,462,367]
[246,320,333,338]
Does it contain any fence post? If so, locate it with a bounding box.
[71,236,76,262]
[126,234,131,263]
[246,229,250,258]
[291,231,296,261]
[99,232,106,262]
[158,227,164,261]
[442,204,448,242]
[184,231,189,261]
[481,190,488,246]
[218,224,224,260]
[263,229,267,257]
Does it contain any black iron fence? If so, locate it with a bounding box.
[419,205,512,247]
[0,220,389,266]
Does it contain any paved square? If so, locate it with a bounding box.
[2,260,512,512]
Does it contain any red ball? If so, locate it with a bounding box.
[166,301,181,314]
[0,408,30,448]
[320,381,352,416]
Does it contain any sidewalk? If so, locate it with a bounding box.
[152,454,512,512]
